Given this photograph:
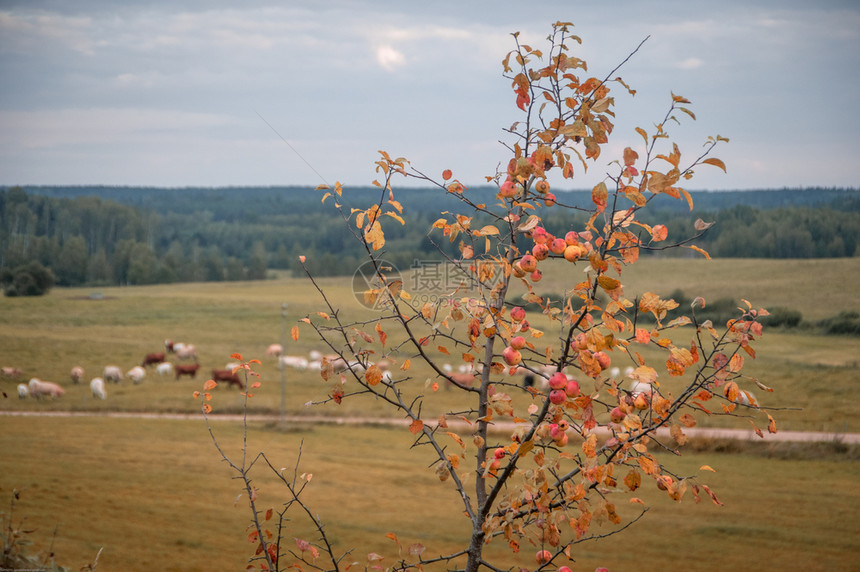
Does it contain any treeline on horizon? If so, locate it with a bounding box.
[1,185,858,289]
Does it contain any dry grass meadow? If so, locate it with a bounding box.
[1,257,859,570]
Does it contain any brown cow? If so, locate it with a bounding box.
[142,352,166,367]
[212,369,244,390]
[175,363,200,380]
[445,373,476,390]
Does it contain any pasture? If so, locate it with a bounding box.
[1,257,859,570]
[1,417,857,571]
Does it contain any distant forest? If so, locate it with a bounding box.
[1,185,857,288]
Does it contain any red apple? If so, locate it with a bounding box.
[609,406,625,423]
[510,335,526,350]
[544,193,557,207]
[499,180,518,198]
[564,244,583,262]
[530,269,543,282]
[548,372,567,390]
[494,447,506,459]
[534,180,551,194]
[535,550,552,565]
[549,237,567,255]
[502,346,522,366]
[519,254,538,273]
[564,231,579,245]
[532,226,550,244]
[532,242,550,261]
[565,379,580,397]
[510,306,526,322]
[549,389,567,405]
[594,351,611,370]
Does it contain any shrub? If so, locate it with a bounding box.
[1,262,55,297]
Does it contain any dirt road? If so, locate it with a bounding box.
[3,409,858,444]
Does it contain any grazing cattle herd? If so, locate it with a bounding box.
[3,339,247,402]
[3,343,756,409]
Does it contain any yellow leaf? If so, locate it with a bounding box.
[385,211,405,225]
[597,275,621,291]
[688,245,711,260]
[517,215,541,233]
[635,126,648,142]
[364,220,385,251]
[699,465,716,472]
[702,157,727,172]
[479,225,500,235]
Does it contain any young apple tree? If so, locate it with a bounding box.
[201,21,774,572]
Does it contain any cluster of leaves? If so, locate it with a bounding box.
[202,22,777,572]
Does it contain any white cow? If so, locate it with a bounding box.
[28,378,65,399]
[127,366,146,384]
[103,366,123,384]
[90,377,107,400]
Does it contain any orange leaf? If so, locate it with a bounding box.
[409,418,424,434]
[702,157,727,172]
[291,326,299,341]
[376,323,387,347]
[365,364,383,386]
[203,379,218,391]
[442,169,453,181]
[651,224,668,242]
[231,352,244,360]
[446,432,465,448]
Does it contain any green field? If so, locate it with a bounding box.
[1,257,859,571]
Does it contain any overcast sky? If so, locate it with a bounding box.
[1,0,858,191]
